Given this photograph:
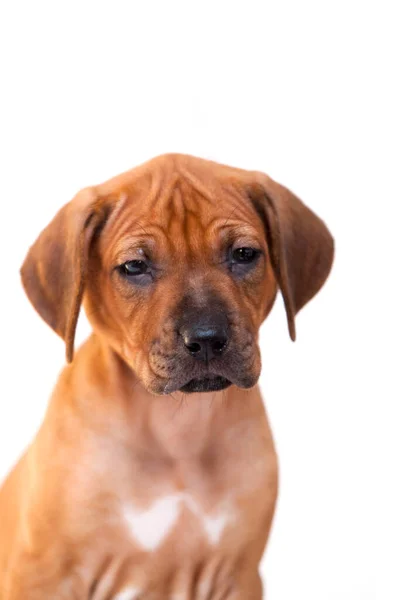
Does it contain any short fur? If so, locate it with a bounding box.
[0,154,333,599]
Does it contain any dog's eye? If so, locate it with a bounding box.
[232,247,259,263]
[229,247,261,277]
[119,260,149,277]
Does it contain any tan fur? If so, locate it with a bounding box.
[0,154,333,599]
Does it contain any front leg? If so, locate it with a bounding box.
[228,570,263,600]
[213,570,263,600]
[239,572,263,600]
[3,553,86,600]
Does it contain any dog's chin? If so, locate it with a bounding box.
[179,376,232,394]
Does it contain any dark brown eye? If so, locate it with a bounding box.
[232,247,259,263]
[120,260,149,277]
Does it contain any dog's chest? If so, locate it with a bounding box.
[67,413,277,599]
[89,490,242,600]
[115,431,270,550]
[82,447,272,599]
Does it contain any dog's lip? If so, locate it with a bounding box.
[160,356,260,395]
[178,376,232,394]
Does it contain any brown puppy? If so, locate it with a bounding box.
[0,154,333,599]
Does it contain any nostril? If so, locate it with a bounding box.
[180,324,229,361]
[186,341,202,354]
[211,339,227,354]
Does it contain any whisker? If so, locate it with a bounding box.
[223,204,239,227]
[170,392,185,420]
[136,220,150,238]
[209,391,216,409]
[131,379,141,394]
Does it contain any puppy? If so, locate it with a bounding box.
[0,154,333,599]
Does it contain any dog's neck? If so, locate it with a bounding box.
[59,334,262,462]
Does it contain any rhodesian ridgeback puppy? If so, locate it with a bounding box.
[0,154,334,599]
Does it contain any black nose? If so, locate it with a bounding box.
[180,322,229,362]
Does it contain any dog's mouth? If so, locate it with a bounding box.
[179,376,232,394]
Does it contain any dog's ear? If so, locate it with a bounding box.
[20,187,107,362]
[249,175,334,341]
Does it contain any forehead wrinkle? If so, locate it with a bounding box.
[208,218,262,238]
[99,191,131,240]
[212,184,265,230]
[185,212,207,257]
[137,184,162,217]
[105,222,171,265]
[152,208,204,265]
[183,203,206,257]
[100,180,159,246]
[166,183,185,230]
[112,236,155,260]
[151,178,210,238]
[104,167,180,233]
[151,172,181,211]
[178,166,217,205]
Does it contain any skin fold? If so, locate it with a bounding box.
[0,154,333,599]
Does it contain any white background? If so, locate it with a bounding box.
[0,2,399,599]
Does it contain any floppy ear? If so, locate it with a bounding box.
[250,175,334,341]
[20,187,107,362]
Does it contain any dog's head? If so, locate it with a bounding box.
[21,155,334,394]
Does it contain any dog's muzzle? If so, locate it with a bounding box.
[150,303,260,395]
[176,312,231,393]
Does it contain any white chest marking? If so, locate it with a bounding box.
[123,495,181,551]
[123,493,232,551]
[203,512,230,545]
[114,587,140,600]
[114,586,141,600]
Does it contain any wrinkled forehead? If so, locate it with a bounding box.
[99,170,264,264]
